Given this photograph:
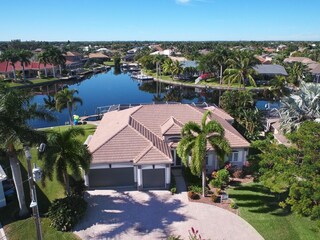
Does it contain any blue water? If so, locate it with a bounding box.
[29,69,278,128]
[29,69,202,128]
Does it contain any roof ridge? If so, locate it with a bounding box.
[129,116,171,158]
[133,144,153,163]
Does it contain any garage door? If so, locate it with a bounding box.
[89,168,134,187]
[142,169,165,189]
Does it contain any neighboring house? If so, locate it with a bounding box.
[63,51,83,63]
[0,165,7,208]
[284,57,320,82]
[150,49,173,56]
[255,55,273,64]
[0,61,56,79]
[85,104,250,190]
[253,64,288,85]
[88,52,110,62]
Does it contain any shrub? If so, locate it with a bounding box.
[210,169,230,188]
[215,188,222,195]
[188,185,209,195]
[230,201,238,209]
[211,194,219,203]
[167,235,182,240]
[170,187,177,195]
[232,168,243,179]
[48,195,87,231]
[188,191,200,200]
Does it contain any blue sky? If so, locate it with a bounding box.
[2,0,320,41]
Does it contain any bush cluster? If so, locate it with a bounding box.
[210,169,230,188]
[188,191,200,200]
[48,195,87,231]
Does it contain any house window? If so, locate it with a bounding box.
[229,151,239,162]
[205,155,209,165]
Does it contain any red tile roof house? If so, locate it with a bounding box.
[84,104,250,190]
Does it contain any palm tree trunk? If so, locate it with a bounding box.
[22,64,26,83]
[44,66,48,78]
[219,64,223,85]
[69,105,73,126]
[202,159,206,197]
[52,66,56,78]
[63,170,70,195]
[11,64,17,82]
[9,153,28,217]
[59,65,62,76]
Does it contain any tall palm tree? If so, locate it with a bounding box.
[55,88,83,126]
[286,62,309,86]
[48,47,66,77]
[279,81,320,133]
[1,49,19,81]
[223,52,257,88]
[41,127,91,195]
[19,50,33,83]
[0,88,55,216]
[177,111,231,197]
[37,51,50,78]
[213,47,231,84]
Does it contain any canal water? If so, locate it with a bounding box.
[29,68,278,128]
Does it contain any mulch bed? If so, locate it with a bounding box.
[187,175,254,214]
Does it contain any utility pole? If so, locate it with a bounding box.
[24,146,43,240]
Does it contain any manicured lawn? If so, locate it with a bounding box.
[7,78,59,87]
[228,183,320,240]
[0,124,96,238]
[103,60,115,66]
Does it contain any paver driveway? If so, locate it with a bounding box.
[74,190,263,240]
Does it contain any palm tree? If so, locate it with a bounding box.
[279,81,320,133]
[1,49,19,81]
[212,47,231,84]
[0,88,55,216]
[177,111,231,197]
[43,95,56,111]
[268,75,288,99]
[19,50,33,83]
[37,51,50,78]
[172,60,183,79]
[162,59,173,76]
[223,52,257,88]
[55,88,83,126]
[41,127,91,195]
[286,62,309,86]
[48,47,66,77]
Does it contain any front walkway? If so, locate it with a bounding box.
[172,168,187,193]
[74,190,263,240]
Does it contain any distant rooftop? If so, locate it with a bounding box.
[253,64,288,76]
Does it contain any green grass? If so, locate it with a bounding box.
[0,124,96,238]
[228,183,320,240]
[103,60,115,66]
[5,218,80,240]
[7,78,59,87]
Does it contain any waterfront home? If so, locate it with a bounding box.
[284,57,320,82]
[84,104,250,190]
[88,52,110,62]
[253,64,288,85]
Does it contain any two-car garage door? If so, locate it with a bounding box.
[88,167,134,187]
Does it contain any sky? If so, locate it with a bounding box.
[1,0,320,41]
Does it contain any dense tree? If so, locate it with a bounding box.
[285,62,310,86]
[0,88,54,216]
[254,121,320,220]
[55,88,83,126]
[37,51,50,77]
[177,111,231,197]
[48,47,66,76]
[41,127,91,195]
[279,81,320,133]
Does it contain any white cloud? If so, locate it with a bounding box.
[176,0,191,4]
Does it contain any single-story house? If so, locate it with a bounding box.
[85,104,250,190]
[88,52,110,62]
[253,64,288,85]
[0,165,7,208]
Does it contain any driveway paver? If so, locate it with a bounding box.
[74,190,263,240]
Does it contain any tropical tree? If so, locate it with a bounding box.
[19,50,33,82]
[268,75,288,99]
[177,111,231,197]
[0,49,19,81]
[43,95,56,111]
[223,52,257,87]
[162,58,173,76]
[172,60,183,78]
[48,47,66,77]
[286,62,310,86]
[212,47,231,84]
[55,88,83,126]
[279,81,320,133]
[37,51,50,78]
[41,127,91,195]
[0,88,54,216]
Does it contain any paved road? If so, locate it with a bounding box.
[74,190,263,240]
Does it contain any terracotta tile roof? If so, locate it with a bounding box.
[161,116,183,136]
[0,61,54,72]
[88,52,109,59]
[88,104,250,165]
